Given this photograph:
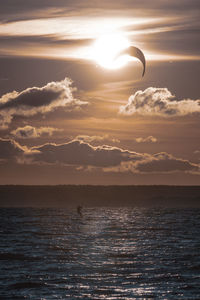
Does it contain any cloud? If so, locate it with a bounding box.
[119,87,200,117]
[1,1,199,23]
[0,138,27,162]
[0,35,93,55]
[135,136,157,143]
[11,125,62,139]
[105,152,200,174]
[136,152,199,173]
[31,140,143,167]
[75,134,120,144]
[0,0,199,62]
[0,138,199,174]
[28,140,200,174]
[0,78,88,129]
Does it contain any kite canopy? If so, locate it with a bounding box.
[119,46,146,77]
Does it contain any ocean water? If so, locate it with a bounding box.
[0,207,200,299]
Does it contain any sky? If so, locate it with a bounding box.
[0,0,200,185]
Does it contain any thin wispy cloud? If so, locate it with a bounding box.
[0,0,199,60]
[1,0,199,23]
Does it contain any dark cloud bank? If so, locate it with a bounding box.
[0,137,199,175]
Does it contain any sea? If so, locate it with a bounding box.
[0,207,200,299]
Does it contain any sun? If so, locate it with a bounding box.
[91,33,130,69]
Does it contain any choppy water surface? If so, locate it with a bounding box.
[0,207,200,299]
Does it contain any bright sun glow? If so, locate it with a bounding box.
[91,33,130,69]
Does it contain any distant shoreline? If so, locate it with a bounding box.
[0,185,199,208]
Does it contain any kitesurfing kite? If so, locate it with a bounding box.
[118,46,146,77]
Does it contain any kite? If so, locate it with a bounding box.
[118,46,146,77]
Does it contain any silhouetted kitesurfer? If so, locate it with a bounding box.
[77,205,83,217]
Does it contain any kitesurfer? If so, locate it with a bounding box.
[77,205,83,217]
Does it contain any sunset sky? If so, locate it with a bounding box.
[0,0,200,185]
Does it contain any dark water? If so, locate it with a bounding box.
[0,207,200,299]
